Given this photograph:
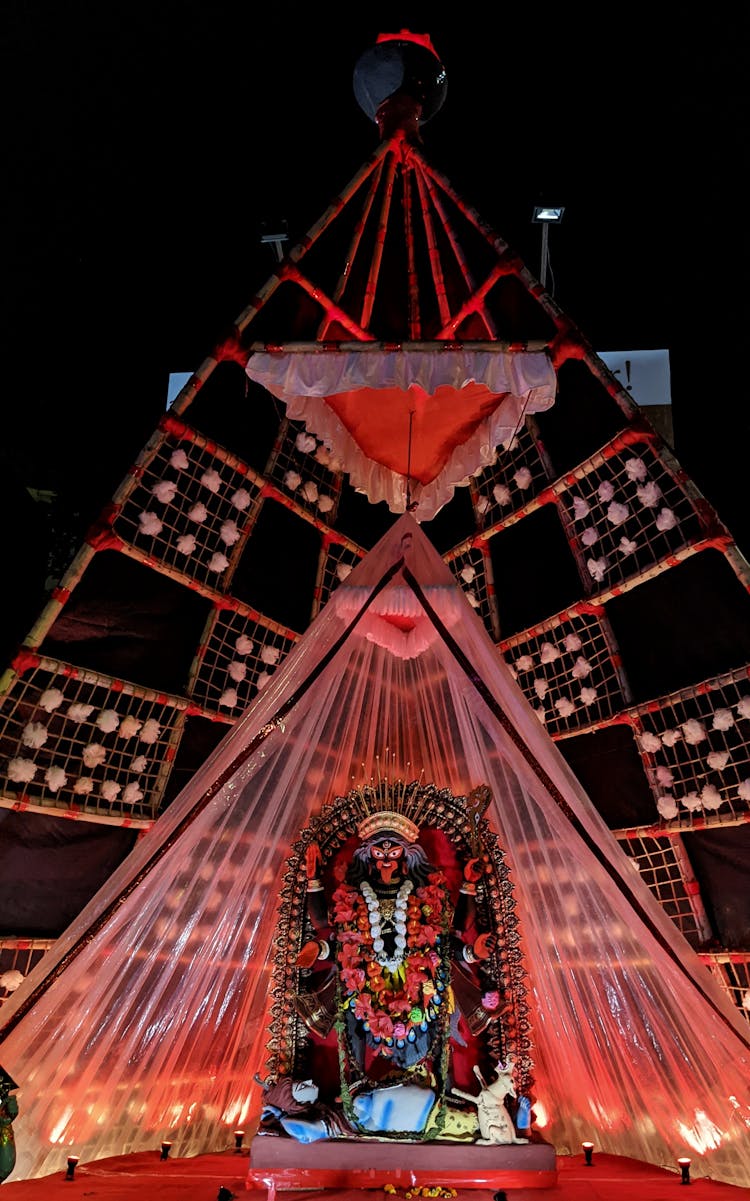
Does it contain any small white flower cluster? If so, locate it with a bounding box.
[512,629,600,723]
[639,695,750,820]
[218,631,284,710]
[281,432,337,514]
[570,455,680,585]
[6,689,160,806]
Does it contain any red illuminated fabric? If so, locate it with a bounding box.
[245,350,556,519]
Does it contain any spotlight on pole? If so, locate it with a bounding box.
[531,204,565,289]
[678,1156,691,1185]
[581,1140,594,1167]
[65,1155,79,1181]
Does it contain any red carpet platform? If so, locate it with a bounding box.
[1,1148,748,1200]
[247,1132,557,1191]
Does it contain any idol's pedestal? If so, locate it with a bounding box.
[246,1132,558,1192]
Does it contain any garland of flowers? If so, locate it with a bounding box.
[332,869,455,1139]
[332,869,453,1048]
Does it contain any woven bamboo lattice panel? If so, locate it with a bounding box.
[0,940,55,1009]
[264,415,344,523]
[0,655,186,824]
[615,832,712,946]
[189,603,299,719]
[701,952,750,1030]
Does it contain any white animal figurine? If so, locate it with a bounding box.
[451,1058,529,1145]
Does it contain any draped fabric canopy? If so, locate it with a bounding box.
[2,515,749,1188]
[246,350,557,519]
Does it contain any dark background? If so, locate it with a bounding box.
[2,6,748,600]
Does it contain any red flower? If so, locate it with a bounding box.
[341,967,366,993]
[353,991,374,1020]
[369,1012,395,1039]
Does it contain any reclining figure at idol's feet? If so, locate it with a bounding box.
[286,802,523,1142]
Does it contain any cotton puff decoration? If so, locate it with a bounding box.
[22,722,48,749]
[682,718,708,745]
[513,467,532,490]
[0,970,24,992]
[571,657,592,679]
[315,445,332,466]
[138,511,163,537]
[176,533,197,555]
[208,552,230,573]
[572,496,590,520]
[139,719,161,744]
[657,795,679,820]
[123,782,144,805]
[170,448,189,469]
[587,556,608,582]
[39,688,64,712]
[738,779,750,801]
[261,645,280,665]
[639,732,662,753]
[73,778,94,795]
[661,728,682,747]
[475,495,490,515]
[515,654,534,672]
[220,520,241,546]
[220,689,239,708]
[201,468,222,493]
[466,592,480,610]
[682,792,703,813]
[539,642,559,664]
[581,529,599,546]
[655,765,674,786]
[607,501,629,526]
[295,432,317,454]
[152,479,178,504]
[533,678,549,699]
[493,483,511,506]
[336,563,353,581]
[96,710,120,734]
[284,470,302,491]
[618,536,638,555]
[101,780,122,802]
[736,696,750,720]
[655,508,677,531]
[564,633,582,653]
[256,671,271,690]
[636,480,662,508]
[7,758,37,783]
[460,566,476,584]
[597,480,615,502]
[130,755,148,772]
[83,743,107,768]
[188,502,208,524]
[701,784,723,810]
[231,488,252,511]
[624,456,648,482]
[707,750,730,771]
[535,707,547,725]
[301,481,319,503]
[712,708,735,731]
[235,635,254,655]
[118,715,142,739]
[45,766,67,792]
[555,698,575,717]
[228,661,247,682]
[580,687,598,706]
[318,495,334,514]
[67,702,94,721]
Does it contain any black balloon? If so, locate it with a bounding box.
[353,37,447,126]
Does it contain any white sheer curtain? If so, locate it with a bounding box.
[2,515,749,1187]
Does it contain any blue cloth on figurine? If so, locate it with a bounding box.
[352,1083,436,1133]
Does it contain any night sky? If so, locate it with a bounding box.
[3,8,748,554]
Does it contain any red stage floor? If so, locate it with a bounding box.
[1,1149,747,1201]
